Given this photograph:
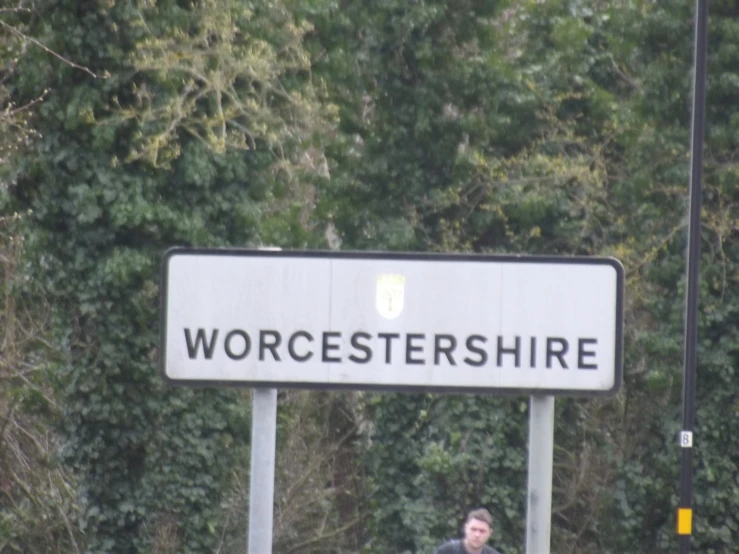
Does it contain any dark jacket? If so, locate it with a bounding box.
[433,539,502,554]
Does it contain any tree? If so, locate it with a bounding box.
[1,3,88,552]
[591,1,739,551]
[0,212,84,553]
[5,0,327,551]
[4,0,738,551]
[307,0,628,551]
[307,0,739,552]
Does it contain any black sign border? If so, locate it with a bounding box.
[160,247,624,397]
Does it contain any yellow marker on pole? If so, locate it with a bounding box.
[678,508,693,535]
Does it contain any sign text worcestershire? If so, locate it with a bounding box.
[184,328,601,370]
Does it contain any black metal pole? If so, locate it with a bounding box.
[678,1,708,552]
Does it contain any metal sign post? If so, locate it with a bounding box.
[526,395,555,554]
[247,388,277,554]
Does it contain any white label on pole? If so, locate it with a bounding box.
[160,249,623,395]
[680,431,693,448]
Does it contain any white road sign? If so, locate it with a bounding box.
[160,249,623,395]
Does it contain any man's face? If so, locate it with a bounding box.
[463,517,492,552]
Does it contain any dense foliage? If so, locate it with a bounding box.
[4,0,324,551]
[2,0,738,553]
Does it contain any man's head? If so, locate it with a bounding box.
[463,508,493,553]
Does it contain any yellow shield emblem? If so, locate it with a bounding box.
[376,274,405,319]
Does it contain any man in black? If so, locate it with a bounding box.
[433,508,501,554]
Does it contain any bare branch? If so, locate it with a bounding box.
[0,19,99,78]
